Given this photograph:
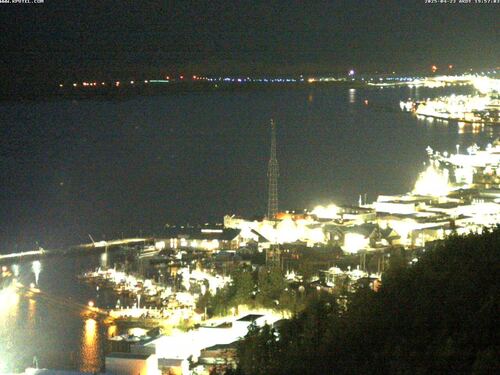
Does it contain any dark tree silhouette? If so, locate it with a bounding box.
[236,229,500,374]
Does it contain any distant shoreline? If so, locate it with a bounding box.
[0,80,372,102]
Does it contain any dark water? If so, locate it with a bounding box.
[1,85,500,371]
[2,85,499,251]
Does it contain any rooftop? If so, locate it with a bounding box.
[24,370,95,375]
[106,352,152,360]
[203,341,238,351]
[158,358,185,367]
[163,227,241,241]
[236,314,264,322]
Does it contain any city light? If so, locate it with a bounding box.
[32,260,41,285]
[413,165,451,196]
[343,233,368,254]
[471,76,500,94]
[400,76,499,124]
[311,204,340,219]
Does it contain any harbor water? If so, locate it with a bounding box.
[1,85,500,371]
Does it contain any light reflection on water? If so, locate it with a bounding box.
[107,324,118,339]
[28,298,37,330]
[0,286,21,373]
[80,318,100,373]
[0,286,19,317]
[416,112,493,137]
[349,88,356,103]
[0,255,108,373]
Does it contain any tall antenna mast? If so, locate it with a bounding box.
[267,119,279,219]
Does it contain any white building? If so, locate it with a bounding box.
[105,353,159,375]
[132,313,280,374]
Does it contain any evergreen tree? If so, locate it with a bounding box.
[231,267,255,307]
[236,229,500,374]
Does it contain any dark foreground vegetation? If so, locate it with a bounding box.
[233,229,500,375]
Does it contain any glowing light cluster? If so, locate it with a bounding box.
[413,165,451,196]
[311,204,340,219]
[342,233,368,253]
[471,76,500,94]
[402,93,492,123]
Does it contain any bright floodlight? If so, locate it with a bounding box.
[471,76,500,94]
[32,260,41,285]
[342,233,367,253]
[413,165,451,197]
[312,204,339,219]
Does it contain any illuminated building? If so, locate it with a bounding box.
[429,142,500,188]
[130,313,280,375]
[413,166,450,196]
[224,214,326,248]
[198,342,238,373]
[224,143,500,253]
[158,358,188,375]
[105,352,159,375]
[162,226,242,251]
[400,76,500,124]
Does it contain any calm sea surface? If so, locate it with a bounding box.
[2,84,499,250]
[1,85,499,371]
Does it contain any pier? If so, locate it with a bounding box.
[0,238,149,264]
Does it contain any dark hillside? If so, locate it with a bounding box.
[236,229,500,375]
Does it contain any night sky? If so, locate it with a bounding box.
[0,1,498,252]
[0,0,498,83]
